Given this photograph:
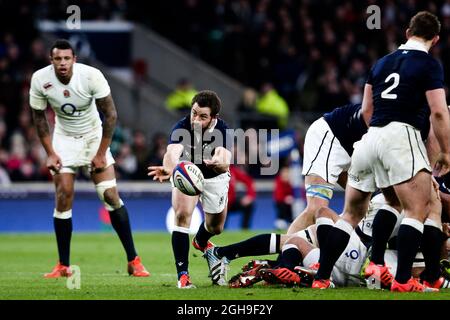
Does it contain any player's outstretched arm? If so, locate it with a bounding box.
[93,94,117,171]
[148,144,183,182]
[427,89,450,176]
[361,84,374,126]
[204,146,231,174]
[31,109,62,172]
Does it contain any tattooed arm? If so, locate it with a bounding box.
[92,94,117,171]
[32,109,62,172]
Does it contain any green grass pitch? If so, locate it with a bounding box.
[0,231,449,300]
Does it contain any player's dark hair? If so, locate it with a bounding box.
[50,39,75,57]
[408,11,441,40]
[191,90,222,116]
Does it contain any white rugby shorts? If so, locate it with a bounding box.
[52,127,115,175]
[348,122,431,192]
[171,171,231,214]
[302,118,351,185]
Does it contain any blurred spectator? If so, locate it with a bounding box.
[115,143,138,179]
[131,129,150,179]
[226,164,256,230]
[237,88,260,130]
[256,82,289,129]
[147,132,168,167]
[165,77,198,115]
[273,165,293,230]
[1,0,450,182]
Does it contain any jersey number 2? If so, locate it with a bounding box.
[381,73,400,99]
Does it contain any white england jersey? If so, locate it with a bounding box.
[29,63,110,136]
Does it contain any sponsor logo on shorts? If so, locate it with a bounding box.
[348,173,360,182]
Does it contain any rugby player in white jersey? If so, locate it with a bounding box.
[29,39,149,278]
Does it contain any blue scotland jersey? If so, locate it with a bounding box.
[367,46,444,130]
[323,103,367,156]
[169,116,232,179]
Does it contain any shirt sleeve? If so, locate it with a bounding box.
[168,118,188,144]
[29,73,47,110]
[424,58,444,91]
[90,68,111,99]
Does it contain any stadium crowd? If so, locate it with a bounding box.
[0,0,450,183]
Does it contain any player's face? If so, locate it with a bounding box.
[50,48,76,79]
[190,103,215,130]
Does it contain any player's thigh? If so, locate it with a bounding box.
[393,170,431,221]
[204,206,228,234]
[381,186,402,212]
[53,173,75,199]
[342,184,371,227]
[172,187,199,218]
[91,163,116,183]
[428,180,442,224]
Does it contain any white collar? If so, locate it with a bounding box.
[207,118,217,133]
[398,39,429,53]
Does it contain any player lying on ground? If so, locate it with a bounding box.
[256,193,450,290]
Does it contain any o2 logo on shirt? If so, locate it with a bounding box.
[61,103,80,116]
[345,249,359,260]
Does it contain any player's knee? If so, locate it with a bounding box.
[103,188,119,205]
[96,180,123,211]
[206,224,223,235]
[174,210,191,226]
[56,185,74,207]
[315,206,334,220]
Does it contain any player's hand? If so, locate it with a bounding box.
[431,176,441,201]
[204,158,228,174]
[433,152,450,177]
[91,153,107,173]
[47,153,62,173]
[148,165,171,182]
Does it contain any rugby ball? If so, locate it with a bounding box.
[172,161,204,196]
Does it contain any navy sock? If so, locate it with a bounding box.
[370,209,398,265]
[109,206,137,262]
[395,221,423,284]
[279,246,302,270]
[54,217,72,266]
[420,224,443,282]
[315,220,352,280]
[194,222,214,249]
[216,233,280,260]
[317,224,333,247]
[172,230,189,277]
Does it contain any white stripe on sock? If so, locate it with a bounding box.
[334,219,353,235]
[380,204,401,219]
[269,233,277,254]
[401,217,424,233]
[316,217,334,227]
[282,243,298,252]
[173,225,190,234]
[424,218,442,231]
[53,209,72,219]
